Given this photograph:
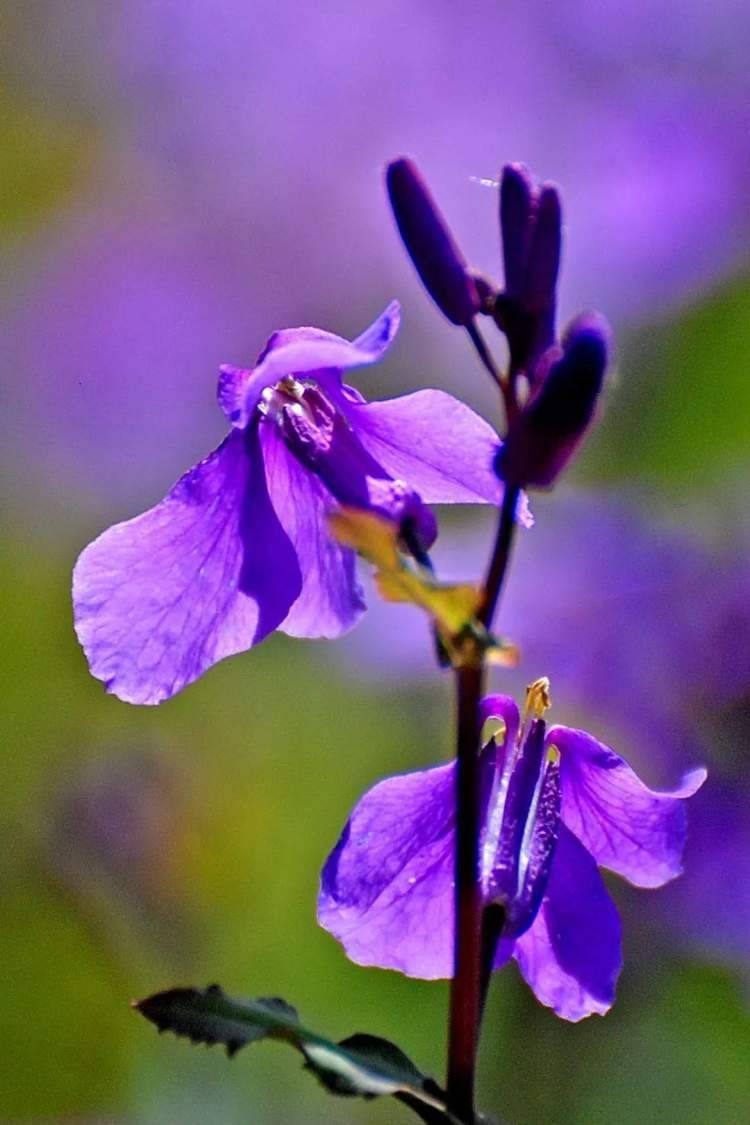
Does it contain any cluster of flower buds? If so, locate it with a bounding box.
[387,158,610,489]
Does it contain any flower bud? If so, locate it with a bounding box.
[497,165,562,374]
[386,157,480,326]
[523,185,562,314]
[495,312,610,488]
[500,163,535,298]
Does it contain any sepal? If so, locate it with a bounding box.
[329,508,518,669]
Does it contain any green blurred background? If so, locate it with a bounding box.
[2,2,750,1122]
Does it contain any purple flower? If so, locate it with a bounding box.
[73,302,517,705]
[319,683,705,1021]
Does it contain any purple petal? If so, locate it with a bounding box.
[351,300,402,355]
[349,388,532,523]
[240,427,305,640]
[73,429,300,705]
[479,695,519,884]
[513,824,622,1020]
[479,697,561,938]
[273,385,437,550]
[260,424,366,639]
[551,725,706,888]
[218,303,400,428]
[479,694,520,739]
[318,761,456,978]
[484,719,546,910]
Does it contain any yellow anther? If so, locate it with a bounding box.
[524,676,551,721]
[546,744,560,766]
[278,374,305,400]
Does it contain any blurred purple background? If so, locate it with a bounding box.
[3,3,750,1123]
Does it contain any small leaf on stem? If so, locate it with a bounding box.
[329,508,518,669]
[134,983,480,1122]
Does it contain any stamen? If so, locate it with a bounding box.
[524,676,551,722]
[258,376,310,420]
[516,742,560,893]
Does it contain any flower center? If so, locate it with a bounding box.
[481,678,561,938]
[257,376,437,554]
[258,375,312,422]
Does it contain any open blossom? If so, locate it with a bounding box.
[319,682,705,1021]
[73,302,521,706]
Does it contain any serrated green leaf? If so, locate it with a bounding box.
[134,985,301,1057]
[134,983,473,1122]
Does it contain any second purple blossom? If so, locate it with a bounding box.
[319,681,705,1021]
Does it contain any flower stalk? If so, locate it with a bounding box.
[447,474,520,1121]
[447,659,486,1121]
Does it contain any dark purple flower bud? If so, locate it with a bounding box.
[495,312,610,488]
[496,165,562,376]
[524,186,562,313]
[386,157,480,326]
[270,380,438,552]
[500,164,535,299]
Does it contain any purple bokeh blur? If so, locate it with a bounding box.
[3,0,750,511]
[3,4,750,1120]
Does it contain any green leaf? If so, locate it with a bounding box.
[134,984,473,1122]
[135,986,299,1056]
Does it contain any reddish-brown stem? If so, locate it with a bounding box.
[445,481,521,1122]
[480,484,520,630]
[446,661,485,1123]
